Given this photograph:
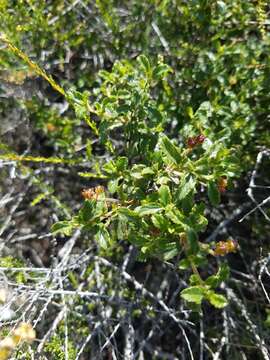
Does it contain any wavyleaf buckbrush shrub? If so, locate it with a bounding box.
[1,2,270,357]
[0,38,241,308]
[47,55,239,308]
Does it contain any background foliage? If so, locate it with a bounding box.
[0,1,270,359]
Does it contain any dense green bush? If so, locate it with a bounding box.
[0,1,270,359]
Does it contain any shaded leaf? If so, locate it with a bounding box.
[187,228,199,254]
[205,264,230,288]
[208,181,220,206]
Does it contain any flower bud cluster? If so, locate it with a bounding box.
[81,185,105,200]
[186,134,206,149]
[214,239,238,256]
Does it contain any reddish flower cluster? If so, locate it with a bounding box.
[214,239,238,256]
[218,177,228,193]
[186,134,206,148]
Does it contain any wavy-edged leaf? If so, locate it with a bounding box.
[207,292,228,308]
[160,135,182,164]
[134,204,162,216]
[181,286,204,305]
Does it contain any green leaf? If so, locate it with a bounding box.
[179,258,190,270]
[78,200,95,222]
[86,139,92,159]
[117,217,127,239]
[180,192,194,214]
[141,167,155,176]
[95,227,111,249]
[188,203,208,232]
[178,176,196,200]
[207,291,228,308]
[131,165,154,180]
[160,136,182,164]
[192,253,208,267]
[134,204,162,216]
[151,214,169,231]
[30,193,48,206]
[153,63,172,80]
[137,55,151,76]
[218,263,230,282]
[186,228,199,254]
[186,106,194,119]
[208,181,220,206]
[146,106,163,124]
[118,208,139,218]
[116,104,130,115]
[158,185,171,206]
[181,286,205,305]
[163,242,179,260]
[117,208,140,224]
[205,264,230,288]
[166,207,184,225]
[108,179,119,194]
[189,274,202,286]
[195,101,212,126]
[129,233,147,247]
[51,221,74,236]
[205,275,219,288]
[264,309,270,328]
[156,176,170,185]
[103,160,117,174]
[116,157,128,171]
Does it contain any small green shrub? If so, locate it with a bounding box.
[1,1,270,357]
[49,55,240,308]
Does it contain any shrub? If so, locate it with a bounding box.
[0,1,270,358]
